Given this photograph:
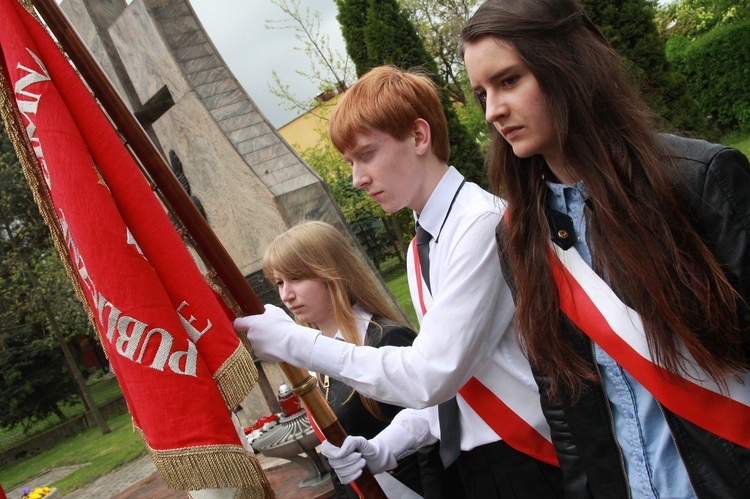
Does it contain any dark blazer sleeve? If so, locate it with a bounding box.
[371,322,417,348]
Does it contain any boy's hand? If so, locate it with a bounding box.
[321,435,398,483]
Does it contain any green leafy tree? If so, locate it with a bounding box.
[667,21,750,134]
[336,0,371,78]
[336,0,486,188]
[266,0,356,118]
[400,0,481,106]
[582,0,708,134]
[0,322,75,431]
[655,0,750,40]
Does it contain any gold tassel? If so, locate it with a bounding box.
[148,443,275,498]
[215,343,258,409]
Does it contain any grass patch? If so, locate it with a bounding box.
[385,267,418,328]
[0,412,147,494]
[0,375,123,452]
[722,131,750,157]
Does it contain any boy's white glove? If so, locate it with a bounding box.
[233,304,320,368]
[321,435,398,484]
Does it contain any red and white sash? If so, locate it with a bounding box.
[409,237,559,466]
[549,241,750,449]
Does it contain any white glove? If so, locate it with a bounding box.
[233,304,320,368]
[320,435,398,484]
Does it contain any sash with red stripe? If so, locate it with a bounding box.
[548,241,750,448]
[409,239,559,466]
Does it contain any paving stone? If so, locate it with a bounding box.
[41,451,334,498]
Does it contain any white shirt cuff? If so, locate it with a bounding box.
[310,334,351,377]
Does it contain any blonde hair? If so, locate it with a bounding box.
[329,65,450,162]
[263,221,404,419]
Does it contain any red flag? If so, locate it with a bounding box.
[0,1,272,495]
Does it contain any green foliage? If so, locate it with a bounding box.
[722,131,750,157]
[0,322,77,432]
[582,0,708,135]
[400,0,482,106]
[655,0,750,40]
[0,412,145,494]
[0,374,121,452]
[362,0,436,72]
[584,0,664,75]
[266,0,356,114]
[336,0,487,188]
[385,268,418,327]
[335,0,370,77]
[666,21,750,134]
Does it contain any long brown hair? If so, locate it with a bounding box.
[460,0,746,399]
[263,220,404,419]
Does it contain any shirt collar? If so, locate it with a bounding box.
[414,166,465,242]
[546,179,588,213]
[333,303,373,343]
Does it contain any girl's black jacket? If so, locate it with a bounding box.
[497,135,750,498]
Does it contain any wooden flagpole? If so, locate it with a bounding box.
[30,0,386,496]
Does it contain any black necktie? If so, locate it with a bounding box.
[415,222,432,290]
[415,222,461,469]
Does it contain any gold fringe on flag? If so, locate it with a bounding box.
[215,342,258,410]
[203,270,260,409]
[147,440,275,498]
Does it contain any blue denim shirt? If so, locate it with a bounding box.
[547,182,695,498]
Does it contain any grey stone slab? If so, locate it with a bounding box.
[149,2,194,23]
[173,42,214,62]
[270,175,319,197]
[6,464,88,499]
[203,88,246,110]
[278,164,316,185]
[268,151,305,171]
[235,131,276,155]
[167,29,209,50]
[63,454,156,499]
[242,143,290,167]
[209,99,253,121]
[226,122,269,144]
[218,111,264,134]
[186,66,230,88]
[195,78,238,99]
[156,13,203,36]
[182,54,223,74]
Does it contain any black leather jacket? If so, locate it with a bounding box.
[497,135,750,498]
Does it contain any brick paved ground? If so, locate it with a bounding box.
[6,452,334,499]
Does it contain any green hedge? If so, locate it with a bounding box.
[667,21,750,134]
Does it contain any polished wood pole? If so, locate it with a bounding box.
[30,1,385,496]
